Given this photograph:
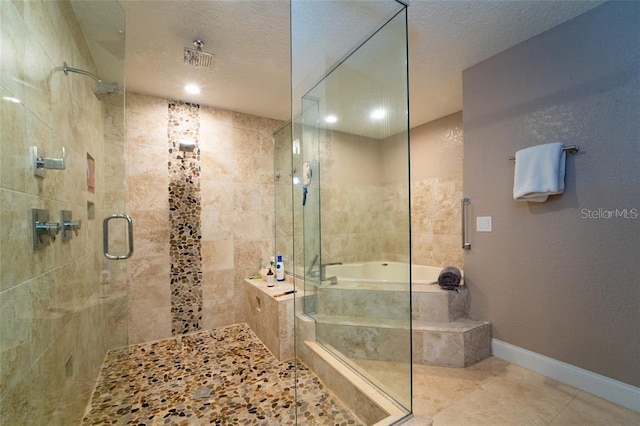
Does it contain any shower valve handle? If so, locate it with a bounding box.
[37,147,66,169]
[35,221,61,244]
[64,220,82,237]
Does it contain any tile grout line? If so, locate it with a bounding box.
[547,392,579,425]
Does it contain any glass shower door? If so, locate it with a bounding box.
[0,1,128,423]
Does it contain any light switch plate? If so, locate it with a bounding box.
[477,216,492,232]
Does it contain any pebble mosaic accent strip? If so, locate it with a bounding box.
[82,323,363,425]
[168,100,203,335]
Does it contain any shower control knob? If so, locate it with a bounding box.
[35,221,61,244]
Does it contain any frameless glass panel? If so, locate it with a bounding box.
[300,96,321,300]
[274,123,294,276]
[292,0,412,419]
[0,1,127,423]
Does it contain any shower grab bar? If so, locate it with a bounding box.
[507,145,579,160]
[461,196,471,250]
[103,214,134,260]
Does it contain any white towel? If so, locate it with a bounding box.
[513,142,566,202]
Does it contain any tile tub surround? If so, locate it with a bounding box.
[82,323,363,425]
[315,113,463,269]
[409,112,464,269]
[316,129,411,265]
[314,281,490,368]
[167,100,203,335]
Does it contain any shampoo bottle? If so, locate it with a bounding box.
[267,268,275,287]
[276,255,285,281]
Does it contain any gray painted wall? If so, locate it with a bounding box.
[462,1,639,387]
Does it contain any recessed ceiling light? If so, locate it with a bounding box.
[2,96,21,104]
[184,84,200,95]
[325,115,338,124]
[370,108,386,120]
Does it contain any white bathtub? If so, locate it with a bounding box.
[324,261,463,287]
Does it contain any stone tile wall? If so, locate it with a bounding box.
[273,124,294,270]
[275,115,462,277]
[319,130,387,263]
[311,112,463,268]
[410,112,464,269]
[167,101,203,335]
[125,92,282,344]
[0,1,126,424]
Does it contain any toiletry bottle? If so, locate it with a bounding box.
[267,268,275,287]
[276,255,285,281]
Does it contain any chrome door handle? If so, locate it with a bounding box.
[103,214,134,260]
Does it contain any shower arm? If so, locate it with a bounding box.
[63,62,102,83]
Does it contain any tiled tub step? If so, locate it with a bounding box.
[313,315,491,367]
[317,285,469,323]
[413,319,492,367]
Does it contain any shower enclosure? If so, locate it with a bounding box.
[0,1,128,423]
[289,0,412,416]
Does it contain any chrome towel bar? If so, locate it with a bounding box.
[508,145,579,160]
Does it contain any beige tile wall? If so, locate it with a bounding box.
[125,92,281,343]
[243,279,295,361]
[125,93,171,344]
[319,129,387,263]
[0,1,126,424]
[381,132,411,263]
[274,123,294,270]
[311,112,463,268]
[201,107,280,329]
[410,112,464,269]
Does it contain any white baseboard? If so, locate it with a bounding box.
[491,339,640,413]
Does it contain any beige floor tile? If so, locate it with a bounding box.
[431,388,526,425]
[412,357,506,418]
[414,359,499,386]
[401,415,434,425]
[550,392,640,425]
[413,371,485,418]
[498,363,579,396]
[478,369,578,422]
[414,357,637,426]
[465,355,511,376]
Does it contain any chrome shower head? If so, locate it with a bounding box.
[62,62,121,100]
[179,139,196,152]
[184,40,215,68]
[92,81,121,100]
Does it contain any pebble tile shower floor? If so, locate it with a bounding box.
[83,323,362,425]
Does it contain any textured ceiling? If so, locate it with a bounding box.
[112,0,604,130]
